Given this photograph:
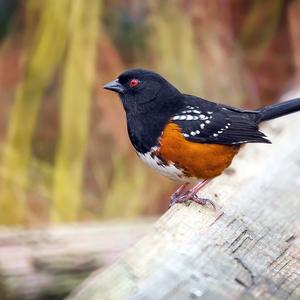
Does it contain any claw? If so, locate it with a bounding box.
[168,183,189,208]
[169,192,217,210]
[168,196,178,208]
[192,194,217,210]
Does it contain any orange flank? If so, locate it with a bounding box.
[158,123,240,179]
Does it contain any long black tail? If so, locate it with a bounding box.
[257,98,300,123]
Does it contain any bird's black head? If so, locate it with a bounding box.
[104,69,181,114]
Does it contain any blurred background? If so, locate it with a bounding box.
[0,0,299,298]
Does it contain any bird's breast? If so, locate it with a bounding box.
[156,123,240,179]
[126,113,170,154]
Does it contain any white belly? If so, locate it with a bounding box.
[137,150,193,182]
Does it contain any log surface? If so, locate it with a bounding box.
[70,114,300,300]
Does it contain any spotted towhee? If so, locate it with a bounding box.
[104,69,300,207]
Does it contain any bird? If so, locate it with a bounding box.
[104,69,300,208]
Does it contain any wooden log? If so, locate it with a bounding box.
[69,113,300,300]
[0,221,152,300]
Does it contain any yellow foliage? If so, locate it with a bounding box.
[0,0,293,225]
[147,1,203,95]
[239,0,284,65]
[51,0,100,222]
[101,156,147,218]
[0,0,70,224]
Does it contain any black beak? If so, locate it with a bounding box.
[103,79,124,93]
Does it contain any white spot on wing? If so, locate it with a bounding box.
[199,114,208,120]
[231,141,249,144]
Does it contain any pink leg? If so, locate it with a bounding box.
[186,179,211,198]
[170,179,216,209]
[173,183,189,198]
[169,183,189,207]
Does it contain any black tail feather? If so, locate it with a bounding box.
[257,98,300,123]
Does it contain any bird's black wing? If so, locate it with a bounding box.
[171,97,270,145]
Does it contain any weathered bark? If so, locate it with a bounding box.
[70,113,300,300]
[0,221,152,300]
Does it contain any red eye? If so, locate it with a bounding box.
[129,78,139,88]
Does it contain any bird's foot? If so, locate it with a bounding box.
[189,194,216,210]
[169,183,189,208]
[169,193,183,208]
[169,192,216,210]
